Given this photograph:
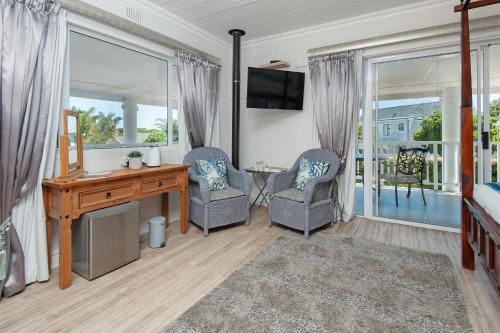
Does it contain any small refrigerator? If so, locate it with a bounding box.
[72,201,140,280]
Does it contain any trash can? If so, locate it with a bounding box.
[148,216,166,248]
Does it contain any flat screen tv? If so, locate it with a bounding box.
[246,67,305,110]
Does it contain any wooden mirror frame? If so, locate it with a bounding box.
[60,109,84,178]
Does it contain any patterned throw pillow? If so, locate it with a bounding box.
[196,158,230,191]
[293,158,330,191]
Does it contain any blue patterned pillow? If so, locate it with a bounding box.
[196,158,230,191]
[293,158,330,191]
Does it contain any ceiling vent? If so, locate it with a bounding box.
[125,6,142,24]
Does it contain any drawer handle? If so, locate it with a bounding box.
[159,181,163,187]
[106,192,112,199]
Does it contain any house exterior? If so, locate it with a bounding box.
[376,102,440,154]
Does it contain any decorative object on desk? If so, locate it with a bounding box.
[292,158,330,191]
[146,146,161,167]
[148,216,166,248]
[127,151,143,170]
[60,110,84,178]
[196,158,230,191]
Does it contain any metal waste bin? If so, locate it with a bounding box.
[148,216,166,248]
[72,201,140,280]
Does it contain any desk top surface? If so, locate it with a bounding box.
[43,164,188,189]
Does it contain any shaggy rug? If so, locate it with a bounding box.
[161,232,472,333]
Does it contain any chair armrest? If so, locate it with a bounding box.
[267,170,296,194]
[188,169,210,204]
[304,175,334,205]
[227,166,252,196]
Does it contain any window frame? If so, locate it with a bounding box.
[382,123,391,137]
[67,24,178,150]
[397,122,405,132]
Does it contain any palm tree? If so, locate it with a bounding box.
[154,118,168,131]
[72,107,122,145]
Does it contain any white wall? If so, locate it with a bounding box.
[51,0,232,268]
[239,0,500,170]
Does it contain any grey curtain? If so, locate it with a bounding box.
[309,50,362,221]
[0,0,60,298]
[176,50,221,148]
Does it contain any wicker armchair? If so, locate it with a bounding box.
[267,149,340,239]
[183,147,252,236]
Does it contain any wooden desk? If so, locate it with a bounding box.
[43,164,189,289]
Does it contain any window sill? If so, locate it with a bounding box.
[83,143,178,150]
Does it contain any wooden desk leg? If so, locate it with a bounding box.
[46,218,52,275]
[180,174,189,234]
[162,192,169,228]
[43,189,52,274]
[58,189,73,289]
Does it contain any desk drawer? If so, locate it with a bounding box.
[141,175,178,195]
[79,184,135,209]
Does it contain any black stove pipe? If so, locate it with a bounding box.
[228,29,245,169]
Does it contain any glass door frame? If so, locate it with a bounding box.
[360,44,483,229]
[479,42,500,184]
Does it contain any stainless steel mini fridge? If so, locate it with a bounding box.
[72,201,140,280]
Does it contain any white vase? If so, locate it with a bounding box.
[129,157,143,170]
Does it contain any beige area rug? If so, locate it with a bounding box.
[162,232,472,333]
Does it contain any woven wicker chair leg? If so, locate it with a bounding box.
[245,202,250,225]
[203,208,209,236]
[304,229,310,239]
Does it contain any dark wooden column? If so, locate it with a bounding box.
[459,7,475,270]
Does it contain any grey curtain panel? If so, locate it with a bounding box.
[176,50,221,148]
[309,50,362,221]
[0,0,60,299]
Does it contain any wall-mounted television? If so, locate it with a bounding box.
[246,67,305,110]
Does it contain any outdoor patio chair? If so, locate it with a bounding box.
[380,147,429,206]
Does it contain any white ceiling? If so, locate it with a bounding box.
[149,0,429,41]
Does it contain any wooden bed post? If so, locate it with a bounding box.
[459,4,475,270]
[455,0,500,270]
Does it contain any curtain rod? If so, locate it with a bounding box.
[60,0,221,64]
[308,15,500,57]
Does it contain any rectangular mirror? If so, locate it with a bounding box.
[60,110,84,178]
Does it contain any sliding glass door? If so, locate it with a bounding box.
[359,49,479,229]
[479,44,500,184]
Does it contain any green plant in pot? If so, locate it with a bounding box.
[127,151,143,170]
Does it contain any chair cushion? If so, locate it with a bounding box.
[292,158,330,191]
[196,158,230,191]
[209,187,245,201]
[274,188,305,203]
[382,174,420,184]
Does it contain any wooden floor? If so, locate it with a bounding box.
[0,207,498,332]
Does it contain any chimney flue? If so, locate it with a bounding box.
[228,29,245,169]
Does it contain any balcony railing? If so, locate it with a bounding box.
[357,140,500,191]
[357,140,460,191]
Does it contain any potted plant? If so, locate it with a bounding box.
[127,151,143,170]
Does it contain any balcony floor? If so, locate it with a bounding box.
[355,184,460,229]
